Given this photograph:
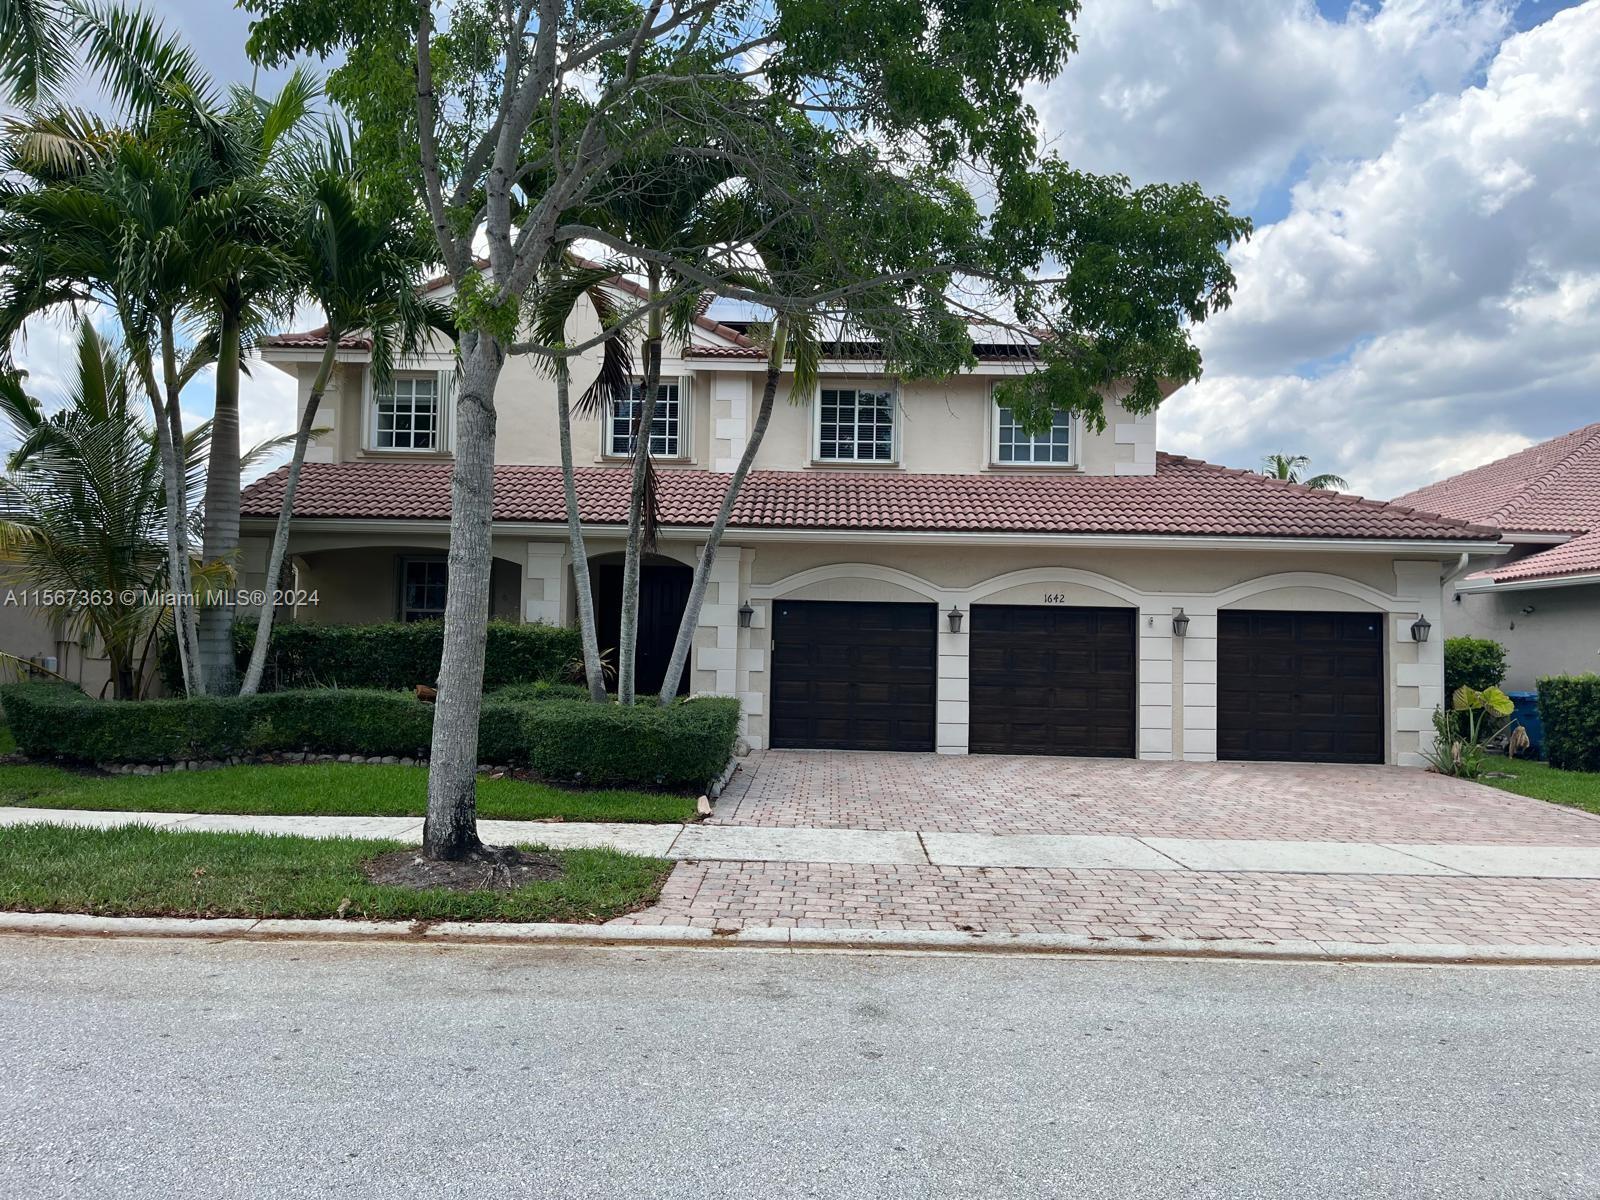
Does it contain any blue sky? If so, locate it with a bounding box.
[17,0,1600,498]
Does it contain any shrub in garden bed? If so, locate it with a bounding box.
[0,683,740,791]
[522,696,740,790]
[1444,636,1508,695]
[161,620,581,693]
[1538,675,1600,773]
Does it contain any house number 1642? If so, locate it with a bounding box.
[1043,593,1071,604]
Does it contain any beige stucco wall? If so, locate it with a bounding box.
[1448,583,1600,692]
[0,566,117,697]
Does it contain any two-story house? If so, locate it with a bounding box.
[244,280,1505,767]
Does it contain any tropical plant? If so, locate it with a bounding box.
[0,0,72,107]
[239,139,444,695]
[1262,453,1349,491]
[0,320,279,699]
[1422,684,1517,779]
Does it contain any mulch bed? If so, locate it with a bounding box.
[363,845,566,893]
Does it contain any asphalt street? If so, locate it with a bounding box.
[1,937,1596,1199]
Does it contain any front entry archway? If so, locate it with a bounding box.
[591,556,693,696]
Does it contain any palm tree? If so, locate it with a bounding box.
[581,150,738,703]
[1262,453,1349,491]
[0,320,281,698]
[526,256,637,702]
[239,141,444,695]
[0,0,72,106]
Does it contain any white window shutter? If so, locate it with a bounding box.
[438,368,458,451]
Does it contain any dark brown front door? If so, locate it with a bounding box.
[1219,610,1385,764]
[968,605,1137,757]
[593,562,693,697]
[770,601,936,751]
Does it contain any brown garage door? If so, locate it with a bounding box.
[969,605,1137,758]
[770,600,936,751]
[1219,610,1384,764]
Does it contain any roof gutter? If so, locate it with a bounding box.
[1455,570,1600,595]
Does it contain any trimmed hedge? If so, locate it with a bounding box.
[0,683,739,791]
[161,620,581,693]
[1445,636,1508,696]
[489,680,591,703]
[1538,675,1600,773]
[522,698,740,789]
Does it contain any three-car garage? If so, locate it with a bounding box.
[768,598,1390,764]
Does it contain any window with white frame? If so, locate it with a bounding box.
[372,375,440,451]
[398,557,447,622]
[609,380,682,457]
[817,386,896,462]
[993,402,1074,465]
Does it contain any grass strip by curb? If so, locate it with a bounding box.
[0,762,696,824]
[0,824,673,923]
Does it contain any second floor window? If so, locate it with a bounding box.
[818,386,896,462]
[995,404,1074,464]
[610,380,681,457]
[374,376,439,450]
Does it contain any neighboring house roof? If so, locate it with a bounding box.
[1394,423,1600,586]
[240,454,1498,543]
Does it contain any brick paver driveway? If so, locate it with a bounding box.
[713,750,1600,845]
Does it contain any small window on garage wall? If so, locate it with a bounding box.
[398,557,447,622]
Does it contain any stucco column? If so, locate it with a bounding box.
[711,374,753,473]
[1138,611,1175,760]
[692,544,747,697]
[1393,560,1447,768]
[1179,607,1220,762]
[523,541,568,626]
[937,612,969,754]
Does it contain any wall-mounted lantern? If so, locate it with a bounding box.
[737,602,755,629]
[947,605,964,634]
[1410,614,1432,643]
[1172,608,1190,638]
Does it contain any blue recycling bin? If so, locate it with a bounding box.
[1508,691,1545,760]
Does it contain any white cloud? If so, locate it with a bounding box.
[1157,0,1600,497]
[1034,0,1511,208]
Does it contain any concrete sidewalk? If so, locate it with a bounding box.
[5,805,1600,879]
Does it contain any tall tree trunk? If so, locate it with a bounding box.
[657,321,785,703]
[157,317,205,696]
[616,265,663,705]
[129,321,197,696]
[198,293,243,694]
[239,339,338,697]
[422,333,501,861]
[557,370,607,702]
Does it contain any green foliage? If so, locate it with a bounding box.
[1,681,434,761]
[1422,685,1517,779]
[0,681,739,790]
[163,620,580,693]
[521,697,741,790]
[1538,675,1600,774]
[1445,636,1509,696]
[488,680,590,703]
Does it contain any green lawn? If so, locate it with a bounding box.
[1481,760,1600,816]
[0,824,671,922]
[0,762,695,823]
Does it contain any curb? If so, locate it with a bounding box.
[2,912,1597,966]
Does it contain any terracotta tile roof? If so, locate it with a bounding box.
[259,327,373,350]
[1395,423,1600,584]
[240,454,1497,542]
